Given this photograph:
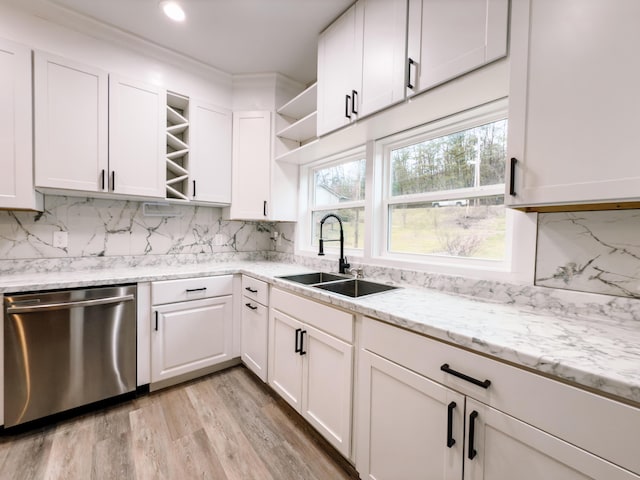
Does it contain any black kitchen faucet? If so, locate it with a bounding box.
[318,213,350,274]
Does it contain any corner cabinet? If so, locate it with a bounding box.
[317,0,408,136]
[506,0,640,209]
[406,0,509,97]
[0,38,42,211]
[226,111,297,221]
[356,317,640,479]
[150,276,234,386]
[268,288,354,458]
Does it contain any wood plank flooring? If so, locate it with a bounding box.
[0,366,359,480]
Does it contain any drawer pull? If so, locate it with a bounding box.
[446,401,456,448]
[440,364,491,389]
[186,287,207,293]
[245,302,258,311]
[468,410,479,460]
[245,287,258,294]
[295,328,302,353]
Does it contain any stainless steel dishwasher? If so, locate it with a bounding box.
[4,284,137,427]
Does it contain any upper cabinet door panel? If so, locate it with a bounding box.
[0,38,41,210]
[359,0,408,117]
[506,0,640,208]
[34,52,108,192]
[190,100,232,204]
[317,2,364,136]
[407,0,508,96]
[109,75,165,198]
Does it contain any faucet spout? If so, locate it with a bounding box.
[318,213,350,274]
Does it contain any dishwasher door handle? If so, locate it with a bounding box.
[6,294,135,314]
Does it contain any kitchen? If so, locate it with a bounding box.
[0,0,639,478]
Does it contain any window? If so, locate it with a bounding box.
[310,157,366,251]
[384,118,508,261]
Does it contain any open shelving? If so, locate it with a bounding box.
[275,82,318,163]
[166,92,190,200]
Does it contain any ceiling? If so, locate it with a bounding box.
[25,0,354,85]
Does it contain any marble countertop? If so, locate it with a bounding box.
[1,261,638,405]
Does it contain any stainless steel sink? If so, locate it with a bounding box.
[313,279,398,298]
[278,272,349,285]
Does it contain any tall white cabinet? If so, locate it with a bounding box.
[506,0,640,209]
[0,38,42,211]
[406,0,509,96]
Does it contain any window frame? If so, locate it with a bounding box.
[374,99,514,270]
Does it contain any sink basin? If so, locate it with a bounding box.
[313,279,398,298]
[277,272,349,285]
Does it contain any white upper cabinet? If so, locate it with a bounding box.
[359,0,408,117]
[34,51,109,192]
[189,100,232,204]
[109,75,165,198]
[0,38,42,211]
[317,0,408,136]
[407,0,509,96]
[506,0,640,209]
[317,2,363,136]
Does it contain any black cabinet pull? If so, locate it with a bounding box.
[509,157,517,196]
[345,94,351,119]
[101,169,105,190]
[295,328,302,353]
[245,302,258,310]
[186,287,207,293]
[300,330,307,355]
[110,171,115,191]
[155,311,158,331]
[468,410,478,460]
[407,58,415,89]
[351,90,358,115]
[446,401,456,448]
[193,179,196,197]
[263,200,268,217]
[245,287,258,293]
[440,364,491,389]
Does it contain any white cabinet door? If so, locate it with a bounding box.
[302,324,353,458]
[359,0,407,117]
[464,399,639,480]
[317,2,363,136]
[34,52,108,192]
[151,296,233,383]
[0,38,41,211]
[229,111,271,220]
[268,308,303,410]
[506,0,640,208]
[109,75,165,198]
[407,0,508,96]
[356,350,464,480]
[190,100,232,204]
[241,298,268,382]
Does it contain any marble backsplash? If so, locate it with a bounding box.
[0,195,295,263]
[536,210,640,298]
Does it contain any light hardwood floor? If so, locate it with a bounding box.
[0,366,359,479]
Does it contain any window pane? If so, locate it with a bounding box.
[388,195,505,260]
[312,208,365,250]
[390,119,507,196]
[314,159,366,206]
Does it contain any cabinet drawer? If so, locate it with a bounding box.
[152,275,233,305]
[271,287,353,343]
[242,275,268,305]
[362,316,640,474]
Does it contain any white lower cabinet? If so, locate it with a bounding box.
[356,317,640,479]
[240,275,269,382]
[268,287,354,458]
[151,276,233,385]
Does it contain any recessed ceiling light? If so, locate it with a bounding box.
[160,1,186,22]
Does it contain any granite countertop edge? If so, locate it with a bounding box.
[0,261,638,406]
